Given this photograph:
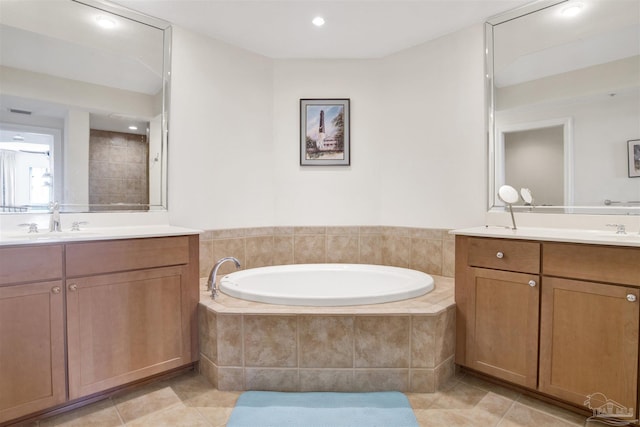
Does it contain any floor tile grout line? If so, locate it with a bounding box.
[495,397,519,427]
[513,393,585,426]
[111,396,127,426]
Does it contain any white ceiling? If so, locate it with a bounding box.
[112,0,533,59]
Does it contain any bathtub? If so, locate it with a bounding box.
[219,263,434,306]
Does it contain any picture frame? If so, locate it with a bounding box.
[300,98,350,166]
[628,139,640,178]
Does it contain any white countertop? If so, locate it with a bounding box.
[452,226,640,247]
[0,225,200,246]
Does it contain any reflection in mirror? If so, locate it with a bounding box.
[487,0,640,214]
[497,184,520,229]
[0,0,170,213]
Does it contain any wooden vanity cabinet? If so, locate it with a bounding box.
[456,237,540,388]
[539,243,640,413]
[65,236,199,400]
[456,235,640,418]
[0,245,66,424]
[0,234,199,425]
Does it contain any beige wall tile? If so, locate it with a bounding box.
[244,369,299,391]
[274,227,294,235]
[198,354,217,389]
[294,235,326,264]
[435,307,456,365]
[442,239,456,278]
[198,306,217,363]
[434,356,456,392]
[245,236,274,268]
[217,315,243,366]
[359,234,382,264]
[245,227,274,237]
[353,370,409,392]
[326,235,359,263]
[410,238,443,275]
[212,238,245,274]
[382,235,411,267]
[354,316,410,368]
[244,316,297,367]
[326,226,359,235]
[299,369,354,392]
[359,226,381,235]
[381,226,410,237]
[200,225,455,277]
[199,239,214,279]
[411,316,436,368]
[211,229,245,239]
[410,228,444,240]
[299,316,354,368]
[294,226,327,235]
[273,236,294,265]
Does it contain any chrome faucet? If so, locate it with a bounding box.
[208,257,241,299]
[49,201,61,232]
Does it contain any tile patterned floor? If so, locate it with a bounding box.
[14,371,599,426]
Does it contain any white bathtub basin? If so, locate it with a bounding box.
[219,263,435,306]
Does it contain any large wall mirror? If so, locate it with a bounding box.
[487,0,640,214]
[0,0,170,213]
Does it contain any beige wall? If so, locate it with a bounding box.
[169,24,487,231]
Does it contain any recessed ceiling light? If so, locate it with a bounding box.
[312,16,325,27]
[561,3,583,17]
[128,125,138,131]
[96,15,117,29]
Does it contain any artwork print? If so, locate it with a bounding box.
[300,99,350,166]
[629,139,640,178]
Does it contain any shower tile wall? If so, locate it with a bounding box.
[89,129,149,210]
[199,226,455,279]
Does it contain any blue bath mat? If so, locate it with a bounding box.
[226,391,419,427]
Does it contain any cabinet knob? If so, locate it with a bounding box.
[627,294,637,302]
[528,280,536,287]
[69,284,78,292]
[51,286,61,294]
[496,252,504,259]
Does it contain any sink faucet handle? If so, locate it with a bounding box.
[18,223,39,233]
[71,221,89,231]
[606,224,626,234]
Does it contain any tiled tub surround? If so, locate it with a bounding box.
[199,226,456,279]
[198,275,455,393]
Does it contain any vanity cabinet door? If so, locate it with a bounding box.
[465,268,540,389]
[66,266,190,399]
[539,277,639,413]
[0,281,66,424]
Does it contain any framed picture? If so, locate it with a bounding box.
[300,98,350,166]
[629,139,640,178]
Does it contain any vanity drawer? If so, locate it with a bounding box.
[0,245,64,286]
[543,243,640,286]
[468,237,540,274]
[66,236,190,277]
